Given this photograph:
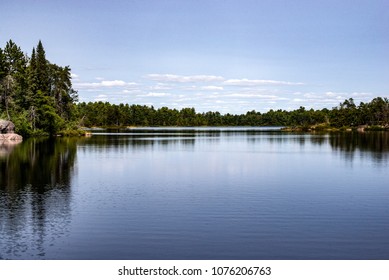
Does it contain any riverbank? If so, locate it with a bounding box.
[75,123,389,134]
[281,123,389,132]
[19,128,88,138]
[0,133,23,142]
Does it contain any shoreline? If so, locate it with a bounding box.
[281,124,389,132]
[0,133,23,143]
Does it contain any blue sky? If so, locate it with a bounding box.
[1,0,388,113]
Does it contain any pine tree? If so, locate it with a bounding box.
[0,47,5,117]
[3,40,25,75]
[2,40,28,111]
[28,47,38,94]
[35,40,50,94]
[0,48,6,80]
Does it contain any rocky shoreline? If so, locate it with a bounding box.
[0,120,23,143]
[0,133,23,142]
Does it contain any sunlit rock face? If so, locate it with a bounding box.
[0,120,16,134]
[0,133,23,141]
[0,120,22,143]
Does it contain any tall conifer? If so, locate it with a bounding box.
[35,40,50,94]
[28,48,38,95]
[0,48,6,80]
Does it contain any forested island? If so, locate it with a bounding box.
[1,40,388,137]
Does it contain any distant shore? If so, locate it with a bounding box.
[281,123,389,132]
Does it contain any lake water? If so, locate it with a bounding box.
[1,128,389,260]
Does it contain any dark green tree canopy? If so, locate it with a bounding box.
[76,97,389,129]
[0,40,78,136]
[35,40,50,94]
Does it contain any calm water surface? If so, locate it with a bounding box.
[1,128,389,259]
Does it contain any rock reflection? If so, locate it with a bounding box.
[0,141,21,158]
[0,138,77,259]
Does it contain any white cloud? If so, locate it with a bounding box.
[149,83,172,90]
[146,74,304,87]
[351,92,372,98]
[74,72,383,114]
[303,93,321,99]
[325,91,337,97]
[323,92,372,103]
[143,92,172,97]
[100,80,127,86]
[146,74,225,83]
[94,94,108,102]
[74,80,138,89]
[288,91,375,110]
[201,86,224,91]
[226,93,280,99]
[325,91,371,97]
[224,78,304,86]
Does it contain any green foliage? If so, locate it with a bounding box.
[0,48,7,79]
[76,97,389,129]
[39,104,65,134]
[35,40,50,94]
[11,110,33,136]
[0,39,78,136]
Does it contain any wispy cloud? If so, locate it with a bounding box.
[201,86,224,91]
[148,83,173,91]
[146,74,304,87]
[146,74,225,83]
[94,94,108,102]
[74,80,138,89]
[139,92,172,97]
[70,73,79,81]
[291,91,374,108]
[325,92,372,98]
[73,73,381,114]
[226,93,289,100]
[223,79,304,86]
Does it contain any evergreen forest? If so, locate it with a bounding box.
[0,40,77,136]
[1,40,388,137]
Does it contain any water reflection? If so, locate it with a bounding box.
[329,132,389,163]
[0,138,77,259]
[0,141,21,158]
[0,130,388,259]
[245,131,389,163]
[89,130,389,157]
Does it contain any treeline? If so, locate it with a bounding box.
[1,40,388,136]
[0,40,78,136]
[77,97,389,129]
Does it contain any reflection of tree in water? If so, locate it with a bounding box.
[0,138,77,259]
[329,132,389,162]
[244,131,389,164]
[85,133,198,152]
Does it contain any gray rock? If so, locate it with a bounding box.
[0,133,23,142]
[0,119,16,134]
